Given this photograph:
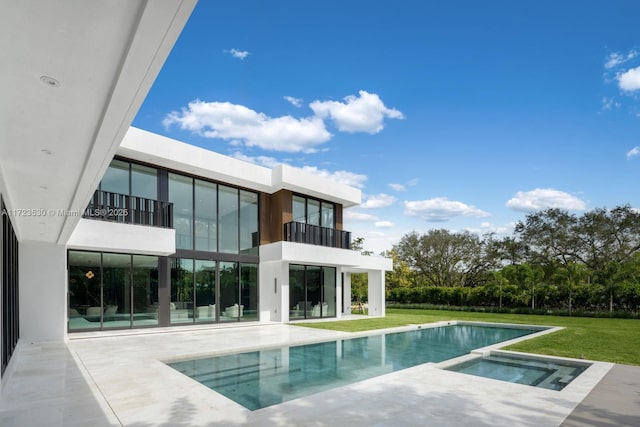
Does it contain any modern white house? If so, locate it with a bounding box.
[0,0,391,393]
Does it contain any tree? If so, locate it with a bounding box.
[394,229,497,287]
[383,248,415,290]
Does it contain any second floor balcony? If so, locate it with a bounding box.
[84,190,173,228]
[284,221,351,249]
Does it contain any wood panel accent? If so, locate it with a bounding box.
[259,189,292,244]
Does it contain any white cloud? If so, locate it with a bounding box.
[464,221,512,236]
[227,48,249,60]
[403,197,490,222]
[618,66,640,92]
[344,211,378,221]
[605,50,637,69]
[601,97,620,111]
[284,96,303,108]
[627,146,640,159]
[300,166,368,188]
[506,188,587,212]
[309,90,404,134]
[361,193,396,209]
[163,100,331,153]
[389,183,406,191]
[375,221,394,228]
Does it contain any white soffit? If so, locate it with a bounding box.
[0,0,197,244]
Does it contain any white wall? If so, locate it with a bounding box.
[342,270,352,315]
[367,270,386,317]
[68,219,175,255]
[19,242,67,342]
[259,261,286,322]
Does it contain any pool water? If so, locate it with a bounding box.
[167,324,536,410]
[446,353,590,390]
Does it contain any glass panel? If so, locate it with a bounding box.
[289,264,306,320]
[171,258,194,324]
[239,190,258,255]
[306,266,322,318]
[308,199,320,226]
[101,159,129,194]
[220,262,240,321]
[131,164,157,199]
[292,195,306,223]
[195,179,217,252]
[322,267,336,317]
[240,263,258,321]
[68,251,102,331]
[132,255,159,327]
[169,173,193,250]
[321,202,334,228]
[219,185,239,254]
[195,260,216,323]
[102,253,131,329]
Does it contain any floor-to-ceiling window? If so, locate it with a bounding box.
[169,259,258,324]
[289,265,336,320]
[1,198,19,376]
[68,251,159,331]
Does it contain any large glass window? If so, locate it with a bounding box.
[220,262,240,321]
[169,173,194,250]
[195,260,216,323]
[219,186,239,254]
[170,258,194,324]
[288,264,336,320]
[241,263,258,321]
[195,179,217,252]
[68,251,159,331]
[100,159,129,194]
[132,255,159,327]
[292,195,335,228]
[131,163,157,199]
[240,190,258,255]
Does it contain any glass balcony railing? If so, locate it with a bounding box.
[84,190,173,228]
[284,221,351,249]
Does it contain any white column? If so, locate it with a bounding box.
[19,241,67,342]
[367,270,386,317]
[342,271,352,315]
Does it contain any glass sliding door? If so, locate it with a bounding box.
[102,253,131,329]
[68,251,102,331]
[100,159,129,194]
[288,264,336,320]
[239,190,258,255]
[195,260,216,323]
[240,263,258,321]
[220,262,240,321]
[322,267,336,317]
[289,264,306,320]
[306,266,322,318]
[170,258,194,324]
[132,255,159,327]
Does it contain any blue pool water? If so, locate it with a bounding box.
[168,324,537,410]
[446,353,590,390]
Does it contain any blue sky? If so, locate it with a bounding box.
[134,0,640,254]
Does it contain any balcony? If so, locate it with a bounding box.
[284,221,351,249]
[84,190,173,228]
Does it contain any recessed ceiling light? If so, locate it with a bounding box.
[40,75,60,88]
[41,148,53,155]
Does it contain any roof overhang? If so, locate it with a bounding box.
[0,0,197,244]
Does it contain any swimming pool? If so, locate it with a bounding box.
[167,323,539,410]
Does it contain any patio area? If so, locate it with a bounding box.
[0,322,622,426]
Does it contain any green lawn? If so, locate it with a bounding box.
[296,308,640,366]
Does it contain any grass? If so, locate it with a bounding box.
[296,308,640,366]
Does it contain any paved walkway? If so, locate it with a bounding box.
[0,322,629,427]
[561,364,640,427]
